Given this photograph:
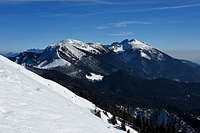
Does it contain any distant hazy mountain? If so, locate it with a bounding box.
[25,48,44,53]
[0,48,43,58]
[166,50,200,65]
[0,51,19,57]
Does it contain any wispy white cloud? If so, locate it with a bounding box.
[150,3,200,10]
[111,21,152,27]
[109,32,133,37]
[97,20,152,30]
[114,3,200,13]
[1,0,176,5]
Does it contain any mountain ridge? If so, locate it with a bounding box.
[9,38,200,82]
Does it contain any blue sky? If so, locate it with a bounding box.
[0,0,200,61]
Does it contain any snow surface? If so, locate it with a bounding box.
[36,48,71,69]
[47,40,86,60]
[90,43,109,52]
[0,55,137,133]
[86,73,104,81]
[129,39,151,49]
[140,51,151,60]
[41,59,71,69]
[112,45,124,53]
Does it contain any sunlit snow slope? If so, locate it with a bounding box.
[0,55,136,133]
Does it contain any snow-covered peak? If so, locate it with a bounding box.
[12,39,110,70]
[129,39,147,45]
[109,39,168,61]
[63,39,83,44]
[36,39,106,69]
[48,39,83,47]
[110,39,152,53]
[48,39,100,54]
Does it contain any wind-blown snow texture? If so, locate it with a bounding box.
[0,55,137,133]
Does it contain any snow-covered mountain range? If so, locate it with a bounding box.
[10,38,200,82]
[10,39,134,80]
[3,39,200,132]
[0,55,137,133]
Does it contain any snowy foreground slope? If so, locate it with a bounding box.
[0,55,136,133]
